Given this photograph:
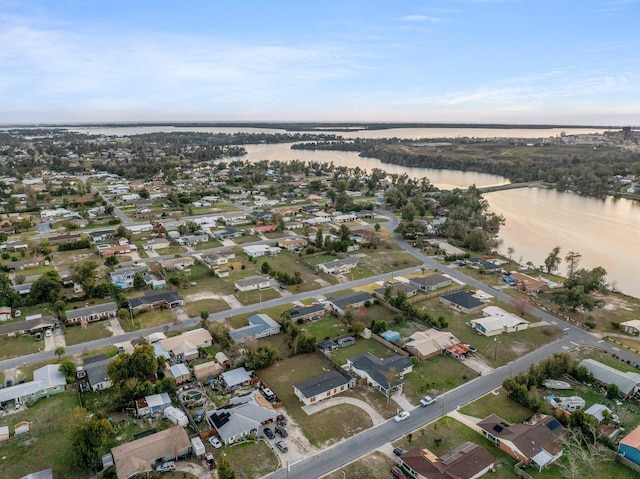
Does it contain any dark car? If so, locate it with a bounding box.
[390,466,407,479]
[264,427,275,439]
[5,379,13,388]
[194,410,205,423]
[205,451,216,470]
[275,426,288,438]
[393,447,407,456]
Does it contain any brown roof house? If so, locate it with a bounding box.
[111,425,191,479]
[400,442,496,479]
[478,414,566,471]
[404,329,462,360]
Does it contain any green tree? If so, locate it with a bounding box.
[133,272,146,289]
[104,255,119,268]
[0,271,21,307]
[245,344,279,369]
[401,202,417,221]
[72,408,113,470]
[29,270,61,304]
[59,360,77,382]
[217,455,236,479]
[200,310,210,321]
[606,383,620,400]
[54,346,65,361]
[139,188,150,199]
[544,246,562,274]
[107,344,158,385]
[351,320,365,336]
[72,261,99,292]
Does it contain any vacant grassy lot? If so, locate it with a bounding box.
[257,253,338,292]
[330,338,398,366]
[357,250,423,275]
[64,321,113,345]
[223,440,280,478]
[301,315,349,342]
[184,298,230,317]
[0,391,85,479]
[236,287,281,305]
[258,354,373,447]
[325,451,395,479]
[0,335,43,360]
[459,388,533,424]
[194,238,224,250]
[402,355,480,403]
[120,308,176,332]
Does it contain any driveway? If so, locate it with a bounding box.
[175,460,213,478]
[302,397,385,425]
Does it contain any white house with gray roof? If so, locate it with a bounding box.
[293,371,355,405]
[234,275,276,292]
[65,302,118,326]
[579,359,640,397]
[229,314,281,343]
[326,291,373,316]
[207,394,279,445]
[0,365,66,407]
[318,257,358,275]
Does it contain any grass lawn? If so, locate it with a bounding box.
[459,388,533,424]
[183,298,230,317]
[325,451,395,479]
[357,251,423,275]
[569,346,640,373]
[606,336,640,355]
[64,321,113,345]
[194,239,223,250]
[0,391,86,479]
[527,454,637,479]
[0,335,43,360]
[256,253,336,293]
[120,308,176,332]
[329,338,398,366]
[301,315,349,342]
[258,354,373,447]
[402,355,480,403]
[393,417,519,479]
[222,440,280,478]
[236,288,281,305]
[231,235,258,245]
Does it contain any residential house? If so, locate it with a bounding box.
[288,303,325,323]
[99,243,133,258]
[277,238,308,252]
[318,257,358,275]
[88,229,116,242]
[332,213,357,223]
[439,291,486,314]
[619,320,640,335]
[1,240,28,252]
[109,265,150,289]
[437,241,466,256]
[242,244,281,258]
[129,291,184,314]
[317,340,339,353]
[111,426,191,479]
[47,233,82,246]
[213,227,243,240]
[0,365,66,407]
[159,256,195,271]
[293,371,356,406]
[468,306,529,336]
[220,367,252,390]
[158,328,213,363]
[13,283,32,296]
[220,212,249,226]
[408,274,452,292]
[578,359,640,398]
[0,315,55,338]
[193,361,223,382]
[143,238,171,251]
[65,302,118,326]
[235,275,276,292]
[465,257,502,273]
[135,392,172,417]
[168,363,191,384]
[618,424,640,467]
[229,313,281,343]
[144,273,167,290]
[510,272,550,294]
[346,352,413,395]
[326,291,374,317]
[404,329,462,360]
[400,442,496,479]
[207,394,279,445]
[478,414,567,471]
[6,258,42,271]
[249,224,277,235]
[84,354,114,392]
[373,282,418,300]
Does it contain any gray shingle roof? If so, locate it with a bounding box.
[441,291,484,310]
[294,371,352,399]
[327,291,373,310]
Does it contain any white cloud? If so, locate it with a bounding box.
[399,14,443,22]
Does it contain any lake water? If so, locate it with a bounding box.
[64,125,637,296]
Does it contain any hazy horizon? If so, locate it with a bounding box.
[1,1,639,125]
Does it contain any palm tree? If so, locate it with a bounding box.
[54,346,65,361]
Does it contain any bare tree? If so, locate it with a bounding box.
[556,426,612,479]
[565,251,582,278]
[385,366,399,405]
[507,246,515,261]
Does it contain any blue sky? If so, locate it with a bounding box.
[0,0,638,124]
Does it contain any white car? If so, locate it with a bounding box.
[393,411,410,422]
[420,396,435,407]
[45,329,53,337]
[208,436,222,448]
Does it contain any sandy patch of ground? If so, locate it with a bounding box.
[598,293,634,311]
[186,292,222,301]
